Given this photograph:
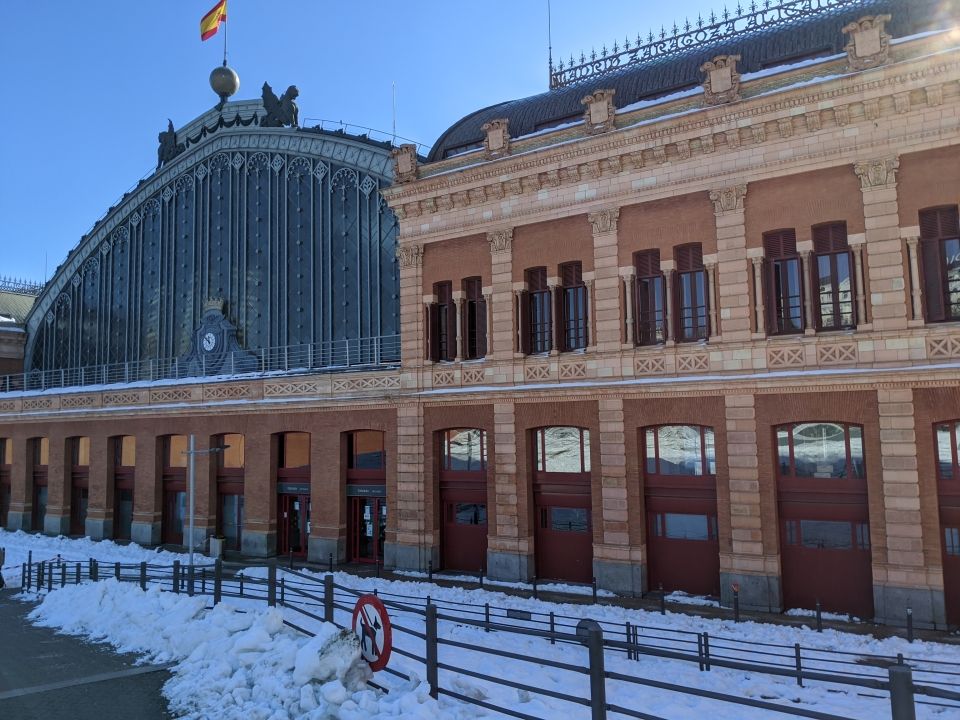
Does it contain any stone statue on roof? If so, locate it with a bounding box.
[261,83,300,128]
[157,119,184,170]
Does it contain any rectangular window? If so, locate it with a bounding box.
[785,519,798,545]
[347,431,384,470]
[946,527,960,556]
[462,277,487,360]
[634,250,665,345]
[431,281,456,362]
[919,206,960,323]
[549,507,589,532]
[280,433,310,469]
[560,261,588,351]
[812,222,855,330]
[535,427,590,473]
[442,429,487,472]
[525,267,552,354]
[644,425,715,477]
[663,513,715,541]
[115,436,136,468]
[675,244,708,341]
[936,423,956,480]
[799,520,853,550]
[764,230,804,335]
[452,503,487,525]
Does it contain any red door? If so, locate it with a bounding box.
[70,483,88,536]
[349,496,386,563]
[646,499,720,596]
[941,508,960,626]
[442,485,487,572]
[162,482,186,545]
[535,487,592,584]
[278,493,310,557]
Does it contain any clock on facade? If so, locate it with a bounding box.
[202,332,217,352]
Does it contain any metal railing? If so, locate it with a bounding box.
[0,335,401,395]
[16,557,960,719]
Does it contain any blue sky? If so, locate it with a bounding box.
[0,0,715,282]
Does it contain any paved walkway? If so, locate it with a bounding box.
[0,591,171,719]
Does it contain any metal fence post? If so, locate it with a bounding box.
[906,607,913,643]
[268,564,277,607]
[47,562,53,590]
[587,625,607,720]
[702,632,711,671]
[280,577,285,605]
[173,561,180,594]
[140,562,147,591]
[426,603,439,699]
[91,558,98,582]
[324,574,334,623]
[214,560,222,604]
[484,603,491,633]
[60,563,66,588]
[188,565,195,597]
[75,562,80,584]
[794,643,803,687]
[888,664,916,720]
[115,561,121,581]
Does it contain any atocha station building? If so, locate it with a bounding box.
[1,0,959,627]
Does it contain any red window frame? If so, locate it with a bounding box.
[346,430,385,484]
[812,222,856,331]
[674,243,709,342]
[439,428,487,476]
[523,266,552,354]
[935,421,960,484]
[634,250,666,346]
[775,422,867,504]
[919,205,960,323]
[764,229,804,335]
[533,427,590,475]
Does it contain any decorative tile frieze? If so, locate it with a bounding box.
[677,353,709,373]
[818,343,858,366]
[433,369,456,387]
[558,362,587,380]
[768,346,805,368]
[462,367,486,385]
[0,400,17,412]
[263,380,324,397]
[61,394,99,409]
[635,355,666,375]
[103,391,144,406]
[22,397,55,411]
[588,208,620,235]
[150,387,197,403]
[524,363,552,382]
[488,229,513,254]
[396,244,424,268]
[331,375,400,393]
[203,384,253,401]
[928,335,960,360]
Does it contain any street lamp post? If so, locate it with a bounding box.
[183,435,228,567]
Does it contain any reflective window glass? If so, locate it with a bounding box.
[219,434,245,469]
[281,433,310,469]
[166,435,188,468]
[946,527,960,556]
[453,503,487,525]
[0,438,10,465]
[443,429,486,472]
[799,520,852,550]
[791,423,850,478]
[644,429,657,475]
[348,431,384,470]
[646,426,714,476]
[777,429,791,475]
[936,424,954,479]
[663,513,712,541]
[72,437,90,467]
[550,507,589,532]
[537,427,589,473]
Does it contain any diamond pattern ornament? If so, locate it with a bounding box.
[313,161,328,182]
[360,175,377,197]
[130,210,142,226]
[162,186,174,203]
[271,154,285,173]
[232,152,244,170]
[195,163,208,181]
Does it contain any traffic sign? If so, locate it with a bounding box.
[352,594,393,671]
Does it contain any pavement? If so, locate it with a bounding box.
[0,590,171,720]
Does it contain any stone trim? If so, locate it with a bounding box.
[481,118,511,159]
[488,229,513,254]
[396,244,424,268]
[854,156,900,190]
[709,184,747,215]
[843,14,892,72]
[701,55,741,105]
[581,89,617,134]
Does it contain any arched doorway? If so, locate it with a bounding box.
[934,421,960,625]
[439,428,488,572]
[161,435,187,545]
[776,422,873,617]
[533,426,592,584]
[643,425,720,596]
[277,432,310,557]
[69,437,90,536]
[346,431,386,564]
[112,436,135,541]
[215,434,245,553]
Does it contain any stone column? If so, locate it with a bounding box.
[44,434,70,536]
[588,208,623,352]
[85,435,112,540]
[584,277,597,350]
[389,403,432,570]
[453,293,465,362]
[513,289,524,355]
[7,436,31,531]
[720,394,781,611]
[905,236,923,325]
[482,287,494,358]
[308,425,345,564]
[397,243,424,386]
[241,431,275,557]
[487,401,532,580]
[854,158,908,331]
[131,434,162,546]
[750,254,766,336]
[705,259,719,340]
[594,398,643,594]
[801,248,816,334]
[548,279,561,354]
[620,268,636,346]
[710,185,751,341]
[850,241,869,327]
[662,262,675,344]
[488,230,515,361]
[873,388,945,627]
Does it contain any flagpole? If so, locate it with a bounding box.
[223,5,228,66]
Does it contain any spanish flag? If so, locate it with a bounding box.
[200,0,227,41]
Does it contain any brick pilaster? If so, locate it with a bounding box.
[241,431,275,557]
[85,435,111,538]
[487,401,531,580]
[589,209,623,352]
[391,402,432,570]
[855,157,909,331]
[44,433,69,535]
[873,388,945,626]
[131,434,161,546]
[488,230,515,362]
[710,185,751,341]
[309,422,346,563]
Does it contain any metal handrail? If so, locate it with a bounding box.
[0,334,401,395]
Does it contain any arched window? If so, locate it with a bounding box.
[441,429,487,473]
[776,422,864,480]
[347,431,385,472]
[644,425,715,477]
[534,427,590,473]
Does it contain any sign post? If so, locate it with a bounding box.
[351,594,393,672]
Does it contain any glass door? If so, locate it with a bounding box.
[350,497,386,563]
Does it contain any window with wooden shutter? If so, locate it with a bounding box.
[919,206,960,323]
[432,281,456,361]
[525,267,551,354]
[674,243,708,341]
[763,229,804,335]
[634,250,665,345]
[462,277,487,360]
[811,222,855,331]
[559,261,588,351]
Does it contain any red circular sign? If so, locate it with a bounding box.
[351,594,393,672]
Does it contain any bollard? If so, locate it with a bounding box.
[324,574,334,623]
[732,584,740,623]
[888,664,916,720]
[213,560,222,604]
[173,561,181,594]
[659,582,666,615]
[586,624,606,720]
[328,552,333,573]
[592,577,598,602]
[815,600,823,632]
[187,564,195,597]
[280,577,285,605]
[479,568,484,588]
[550,611,556,645]
[201,568,206,595]
[484,603,490,633]
[239,573,244,597]
[794,643,803,687]
[425,604,439,699]
[60,563,66,588]
[906,607,914,643]
[140,562,147,591]
[532,576,538,600]
[267,564,277,607]
[288,549,293,570]
[703,632,711,671]
[115,561,121,581]
[91,558,98,582]
[75,562,80,585]
[428,559,433,582]
[47,561,53,590]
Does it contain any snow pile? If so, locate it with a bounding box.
[0,528,210,588]
[29,579,464,719]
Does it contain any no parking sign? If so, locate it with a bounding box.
[351,594,393,671]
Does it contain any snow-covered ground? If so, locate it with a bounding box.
[8,532,960,719]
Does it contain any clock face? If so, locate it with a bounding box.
[202,332,217,352]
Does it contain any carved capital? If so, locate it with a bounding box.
[390,144,418,184]
[842,15,891,71]
[709,184,747,214]
[581,89,617,134]
[396,243,423,269]
[700,55,741,105]
[853,157,899,190]
[588,208,620,235]
[481,118,511,159]
[487,229,513,254]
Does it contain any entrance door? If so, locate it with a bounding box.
[162,487,186,545]
[646,505,720,597]
[32,481,47,532]
[219,492,244,552]
[70,485,88,536]
[278,493,310,557]
[941,509,960,626]
[350,496,386,563]
[114,486,133,540]
[535,495,592,583]
[442,488,487,572]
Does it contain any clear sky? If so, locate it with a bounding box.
[0,0,718,282]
